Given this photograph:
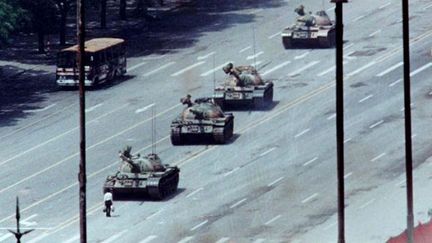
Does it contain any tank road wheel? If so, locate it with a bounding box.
[170,131,182,145]
[282,37,292,49]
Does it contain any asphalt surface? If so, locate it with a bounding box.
[1,0,432,242]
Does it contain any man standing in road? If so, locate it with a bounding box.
[103,189,114,217]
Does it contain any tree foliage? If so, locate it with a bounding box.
[0,0,26,44]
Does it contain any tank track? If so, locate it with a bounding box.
[170,130,182,145]
[147,172,179,200]
[213,118,234,144]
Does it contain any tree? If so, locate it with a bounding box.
[54,0,73,46]
[0,0,26,45]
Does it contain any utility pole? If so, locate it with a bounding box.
[401,0,414,241]
[77,0,87,241]
[331,1,347,243]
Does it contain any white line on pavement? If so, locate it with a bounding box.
[261,61,291,76]
[127,62,147,72]
[171,61,205,77]
[178,236,194,243]
[396,179,406,187]
[260,147,276,157]
[343,43,354,50]
[425,3,432,10]
[327,6,335,12]
[371,152,386,162]
[102,230,128,243]
[347,61,377,77]
[344,138,352,143]
[0,233,12,242]
[327,113,336,120]
[294,51,310,60]
[251,61,263,67]
[369,29,382,37]
[190,220,208,231]
[265,215,282,225]
[144,62,175,77]
[186,188,203,198]
[21,214,38,226]
[268,31,282,39]
[410,62,432,77]
[359,94,373,103]
[85,103,103,113]
[230,198,247,209]
[142,54,166,61]
[139,235,158,243]
[289,61,320,76]
[62,234,80,243]
[27,233,50,243]
[239,46,252,53]
[353,15,365,22]
[146,209,164,220]
[268,176,284,187]
[344,50,356,60]
[295,128,310,138]
[23,103,57,113]
[412,134,417,139]
[369,120,384,129]
[302,193,318,203]
[215,237,230,243]
[344,172,353,179]
[197,51,216,60]
[379,2,391,9]
[200,61,233,77]
[303,157,318,166]
[253,239,266,243]
[377,62,403,77]
[247,51,264,60]
[224,167,240,177]
[359,199,376,209]
[135,103,156,114]
[389,78,402,87]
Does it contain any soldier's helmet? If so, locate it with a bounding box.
[295,5,305,16]
[223,63,234,74]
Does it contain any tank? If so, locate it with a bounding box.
[212,64,273,109]
[281,10,335,48]
[170,96,234,145]
[103,146,180,200]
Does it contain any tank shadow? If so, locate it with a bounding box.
[222,100,279,112]
[173,133,240,146]
[113,188,186,202]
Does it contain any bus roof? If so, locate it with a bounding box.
[61,38,124,53]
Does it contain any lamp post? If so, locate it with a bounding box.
[330,1,347,243]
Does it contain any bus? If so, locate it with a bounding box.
[56,38,127,87]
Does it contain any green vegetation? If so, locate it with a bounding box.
[0,0,26,45]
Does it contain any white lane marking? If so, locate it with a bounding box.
[200,61,233,77]
[186,188,203,198]
[344,172,353,179]
[215,237,230,243]
[344,50,357,60]
[359,199,376,209]
[400,103,414,112]
[369,120,384,129]
[396,179,406,186]
[327,113,336,120]
[23,103,56,113]
[0,233,13,241]
[303,157,318,166]
[425,3,432,10]
[139,235,158,243]
[344,138,352,143]
[247,51,264,60]
[239,46,252,53]
[265,215,282,225]
[127,61,147,72]
[317,62,348,77]
[27,233,50,243]
[301,193,318,203]
[389,78,403,87]
[62,234,80,243]
[142,54,166,61]
[251,61,263,67]
[102,230,128,243]
[144,61,175,77]
[295,128,310,138]
[261,61,291,76]
[359,94,373,103]
[260,147,276,157]
[289,61,320,76]
[146,209,164,220]
[347,61,377,77]
[171,61,205,77]
[178,236,194,243]
[324,221,337,230]
[250,9,263,14]
[412,134,417,139]
[379,2,391,9]
[353,15,365,22]
[268,176,284,187]
[369,29,382,37]
[197,51,216,60]
[230,198,247,209]
[21,214,38,226]
[135,103,156,114]
[343,43,354,50]
[410,63,432,77]
[253,239,266,243]
[371,152,386,162]
[190,220,208,231]
[224,167,240,177]
[268,31,282,39]
[85,103,103,113]
[327,6,336,12]
[377,62,403,77]
[294,51,310,60]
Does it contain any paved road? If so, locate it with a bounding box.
[1,0,432,242]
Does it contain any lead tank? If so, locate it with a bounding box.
[103,146,180,200]
[281,10,335,48]
[213,64,273,109]
[170,96,234,145]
